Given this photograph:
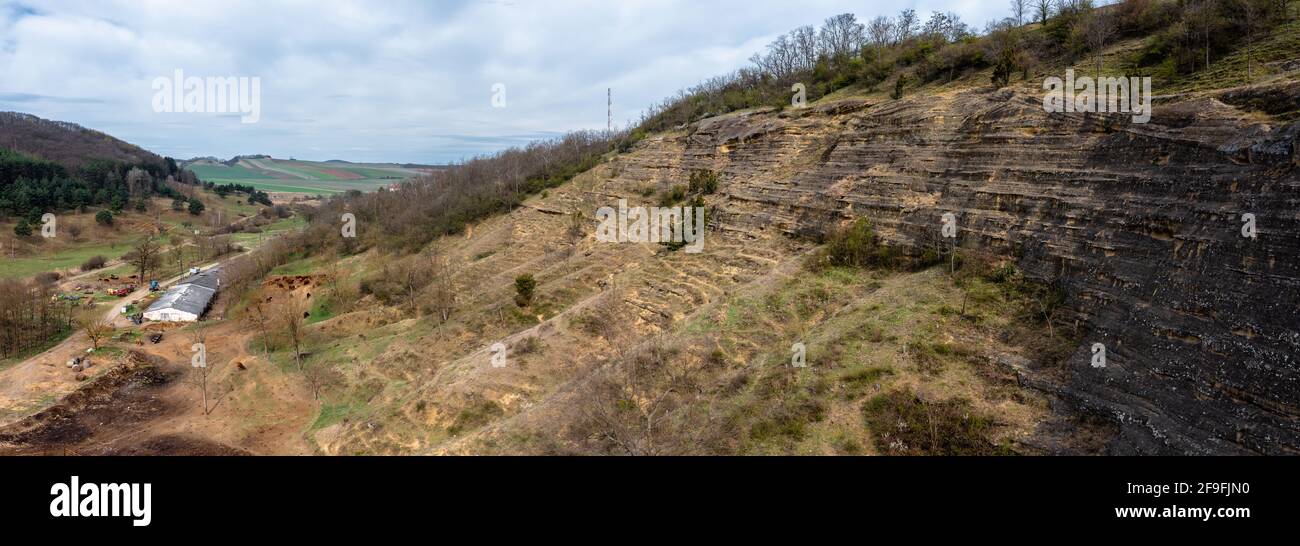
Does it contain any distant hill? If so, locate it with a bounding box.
[183,156,443,195]
[0,111,168,171]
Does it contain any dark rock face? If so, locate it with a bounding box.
[628,84,1300,454]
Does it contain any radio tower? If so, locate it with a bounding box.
[607,88,612,134]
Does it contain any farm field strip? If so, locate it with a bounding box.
[188,157,433,194]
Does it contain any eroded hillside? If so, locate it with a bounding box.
[669,82,1299,455]
[289,69,1300,455]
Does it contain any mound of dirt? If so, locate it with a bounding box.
[93,434,251,456]
[266,275,324,292]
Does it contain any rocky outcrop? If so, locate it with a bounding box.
[621,83,1300,455]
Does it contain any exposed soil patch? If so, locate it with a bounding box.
[0,351,247,455]
[93,434,251,456]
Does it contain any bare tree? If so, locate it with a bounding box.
[0,279,73,358]
[1035,0,1053,24]
[922,11,970,42]
[302,360,331,400]
[277,298,307,372]
[244,286,272,354]
[1185,0,1215,71]
[1011,0,1028,25]
[866,16,894,61]
[66,222,84,240]
[573,339,707,455]
[1240,0,1261,81]
[188,324,220,416]
[818,13,866,59]
[129,236,160,286]
[788,25,820,71]
[125,167,153,197]
[77,311,112,350]
[895,9,919,42]
[1083,10,1118,78]
[427,251,456,324]
[400,257,433,315]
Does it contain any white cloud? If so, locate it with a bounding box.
[0,0,1007,163]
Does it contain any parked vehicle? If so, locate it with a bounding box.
[149,280,160,291]
[149,333,163,344]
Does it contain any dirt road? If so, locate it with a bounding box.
[0,279,317,455]
[0,261,226,428]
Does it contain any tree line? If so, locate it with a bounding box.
[0,145,203,221]
[633,0,1295,135]
[301,130,617,254]
[214,182,273,206]
[0,278,73,359]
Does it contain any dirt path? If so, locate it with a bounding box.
[0,257,241,428]
[0,295,317,454]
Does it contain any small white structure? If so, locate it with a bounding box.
[142,267,221,323]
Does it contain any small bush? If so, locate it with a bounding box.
[447,398,504,436]
[514,336,544,355]
[658,184,687,207]
[748,396,827,444]
[807,217,896,271]
[514,274,537,307]
[81,255,107,271]
[95,210,113,226]
[688,170,719,195]
[862,390,1011,455]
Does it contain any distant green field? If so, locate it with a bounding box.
[0,240,134,279]
[188,157,434,195]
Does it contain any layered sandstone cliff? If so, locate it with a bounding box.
[622,82,1300,454]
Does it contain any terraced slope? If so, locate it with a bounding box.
[637,82,1299,454]
[301,70,1300,455]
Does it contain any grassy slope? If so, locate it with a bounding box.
[0,190,264,280]
[222,19,1296,454]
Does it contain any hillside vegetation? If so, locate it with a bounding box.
[177,0,1300,455]
[5,0,1293,456]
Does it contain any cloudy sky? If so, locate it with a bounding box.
[0,0,1006,164]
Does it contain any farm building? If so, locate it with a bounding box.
[142,267,222,322]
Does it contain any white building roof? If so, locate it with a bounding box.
[144,283,215,317]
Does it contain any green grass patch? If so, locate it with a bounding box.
[311,403,363,432]
[862,389,1012,456]
[0,239,134,279]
